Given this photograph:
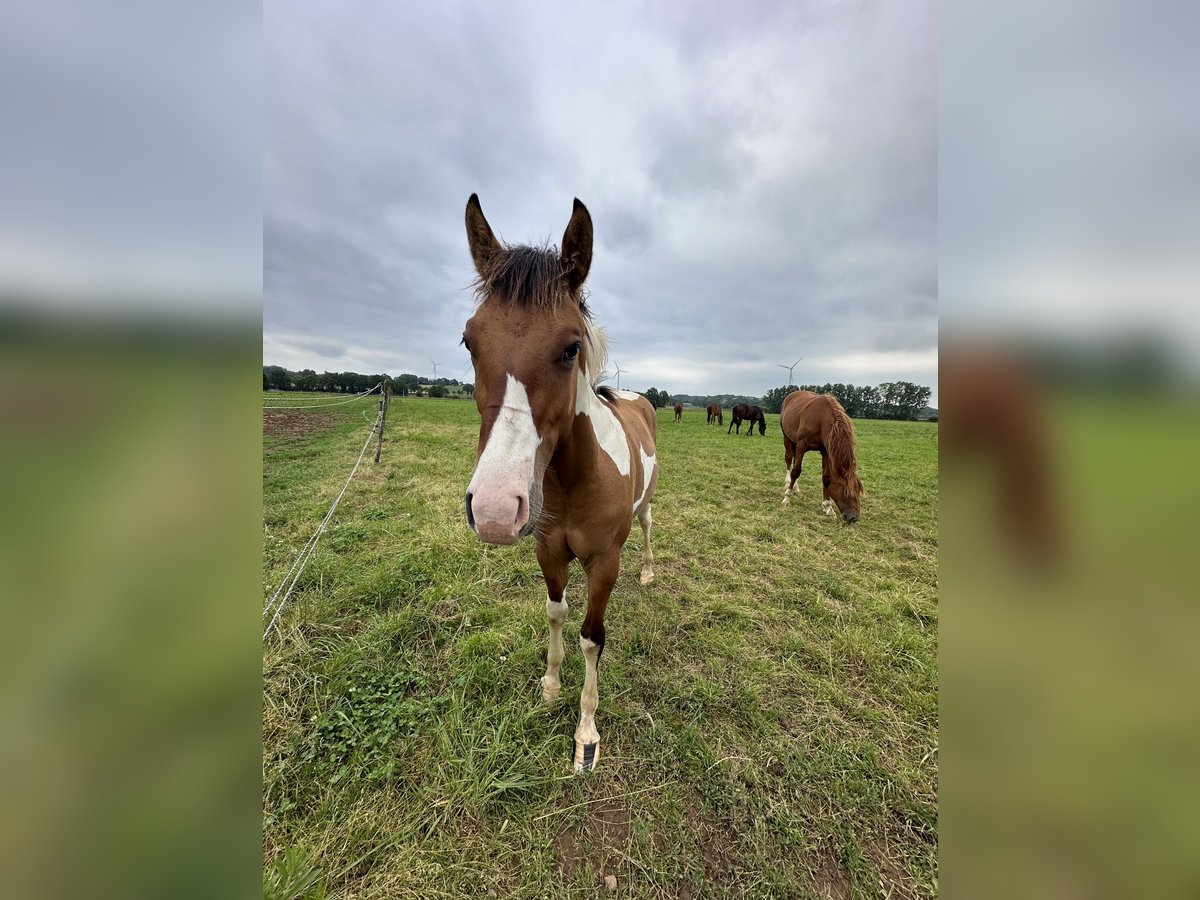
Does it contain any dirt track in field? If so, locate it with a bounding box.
[263,411,336,442]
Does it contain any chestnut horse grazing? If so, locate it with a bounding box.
[706,403,723,426]
[779,390,863,522]
[673,402,683,423]
[462,194,659,774]
[728,404,766,435]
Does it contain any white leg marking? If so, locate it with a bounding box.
[638,504,654,585]
[822,498,835,515]
[574,636,602,772]
[541,592,567,703]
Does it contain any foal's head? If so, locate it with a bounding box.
[461,194,597,545]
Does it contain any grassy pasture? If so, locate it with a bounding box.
[263,396,938,899]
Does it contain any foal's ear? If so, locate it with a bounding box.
[465,193,502,275]
[560,198,593,292]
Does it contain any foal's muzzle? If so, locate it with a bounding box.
[843,511,858,524]
[466,488,529,545]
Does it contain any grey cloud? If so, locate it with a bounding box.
[265,0,937,401]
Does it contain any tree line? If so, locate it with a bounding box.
[263,366,474,398]
[265,366,930,420]
[646,382,932,420]
[760,382,932,420]
[642,390,761,409]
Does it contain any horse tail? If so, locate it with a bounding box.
[825,398,862,497]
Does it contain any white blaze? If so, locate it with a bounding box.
[468,374,542,496]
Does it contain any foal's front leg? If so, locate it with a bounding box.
[637,504,655,585]
[820,452,836,516]
[574,549,620,774]
[537,550,571,704]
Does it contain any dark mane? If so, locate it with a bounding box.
[595,385,618,402]
[472,242,590,315]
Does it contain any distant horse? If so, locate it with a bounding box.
[779,390,863,522]
[706,403,723,426]
[939,347,1058,563]
[673,402,683,423]
[728,404,766,435]
[462,194,658,774]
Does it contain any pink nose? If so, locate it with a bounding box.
[466,489,529,545]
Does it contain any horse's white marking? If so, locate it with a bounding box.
[611,388,641,402]
[633,444,656,513]
[576,636,601,748]
[541,591,567,703]
[468,374,542,495]
[575,368,630,477]
[638,503,654,585]
[822,498,835,515]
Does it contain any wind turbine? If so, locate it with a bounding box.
[613,362,627,390]
[775,356,803,385]
[429,358,440,382]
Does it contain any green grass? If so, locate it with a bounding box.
[263,396,938,899]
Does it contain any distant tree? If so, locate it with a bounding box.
[263,365,289,391]
[462,383,474,397]
[428,384,449,398]
[899,382,932,420]
[642,387,670,408]
[876,381,928,420]
[762,384,799,413]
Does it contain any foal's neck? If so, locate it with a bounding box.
[549,376,626,492]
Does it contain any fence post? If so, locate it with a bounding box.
[374,380,390,463]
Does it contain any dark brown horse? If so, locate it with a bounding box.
[728,404,766,435]
[673,402,683,423]
[706,403,723,426]
[462,195,658,774]
[779,390,863,522]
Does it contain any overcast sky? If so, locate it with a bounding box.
[264,0,937,403]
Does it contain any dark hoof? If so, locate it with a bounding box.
[573,740,599,773]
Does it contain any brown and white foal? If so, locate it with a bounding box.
[461,194,658,774]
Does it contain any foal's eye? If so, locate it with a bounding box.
[560,341,581,364]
